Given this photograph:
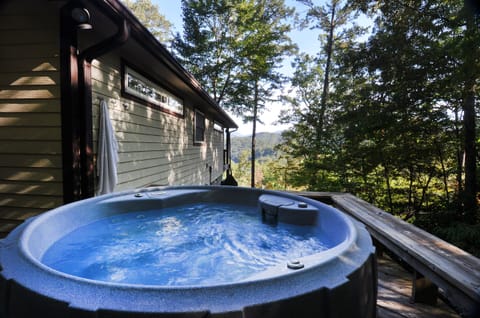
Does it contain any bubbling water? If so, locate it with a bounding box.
[42,203,332,286]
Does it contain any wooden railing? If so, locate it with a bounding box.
[296,191,480,318]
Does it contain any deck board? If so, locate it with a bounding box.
[377,254,460,318]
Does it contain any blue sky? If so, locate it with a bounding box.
[153,1,321,135]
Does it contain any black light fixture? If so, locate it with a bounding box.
[71,7,92,30]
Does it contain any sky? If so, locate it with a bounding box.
[154,1,321,136]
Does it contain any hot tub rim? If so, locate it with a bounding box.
[16,186,358,290]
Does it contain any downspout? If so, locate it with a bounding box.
[221,128,238,186]
[60,2,82,203]
[77,19,130,199]
[226,128,237,172]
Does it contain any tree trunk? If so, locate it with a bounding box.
[461,6,478,222]
[436,141,450,205]
[251,82,259,188]
[383,164,394,213]
[318,1,336,138]
[463,79,477,222]
[454,107,464,215]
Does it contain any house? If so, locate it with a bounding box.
[0,0,238,235]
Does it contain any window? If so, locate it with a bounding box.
[213,122,223,133]
[194,110,205,144]
[122,63,184,117]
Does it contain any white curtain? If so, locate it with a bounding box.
[96,99,119,195]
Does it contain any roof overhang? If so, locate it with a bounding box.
[71,0,238,129]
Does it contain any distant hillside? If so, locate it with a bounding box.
[231,132,283,163]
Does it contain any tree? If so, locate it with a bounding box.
[279,0,363,190]
[174,0,295,188]
[173,0,241,105]
[457,0,480,222]
[123,0,173,43]
[350,0,479,218]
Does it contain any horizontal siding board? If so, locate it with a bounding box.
[0,154,62,168]
[0,15,58,30]
[116,151,212,166]
[118,165,171,184]
[116,131,187,144]
[117,158,170,174]
[0,43,59,59]
[0,72,59,86]
[117,142,185,153]
[0,29,58,45]
[91,68,121,91]
[0,167,62,182]
[117,151,169,163]
[0,0,61,14]
[0,181,62,196]
[92,104,188,135]
[92,126,190,144]
[0,141,61,154]
[0,206,44,221]
[116,174,166,190]
[0,58,59,73]
[0,113,61,126]
[0,100,61,113]
[0,127,61,140]
[0,86,60,99]
[92,81,121,99]
[0,193,62,209]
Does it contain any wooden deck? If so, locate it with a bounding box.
[377,253,460,318]
[294,191,479,317]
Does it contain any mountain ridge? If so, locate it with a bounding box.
[230,132,283,163]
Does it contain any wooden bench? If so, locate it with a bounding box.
[296,192,480,318]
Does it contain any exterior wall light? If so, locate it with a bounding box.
[72,7,92,30]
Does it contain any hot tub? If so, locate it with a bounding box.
[0,186,377,318]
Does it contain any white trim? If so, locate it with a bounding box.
[194,109,205,144]
[124,66,184,116]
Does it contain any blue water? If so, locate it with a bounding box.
[42,203,332,286]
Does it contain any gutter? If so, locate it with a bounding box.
[101,0,238,129]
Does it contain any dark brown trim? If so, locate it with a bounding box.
[193,109,206,146]
[78,60,95,198]
[76,18,130,199]
[98,0,237,129]
[120,61,185,118]
[60,2,82,203]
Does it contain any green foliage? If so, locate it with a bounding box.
[231,132,283,163]
[122,0,172,43]
[277,0,479,254]
[434,223,480,257]
[173,0,241,105]
[175,0,296,187]
[174,0,296,114]
[230,133,306,190]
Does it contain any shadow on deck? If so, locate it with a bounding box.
[295,191,480,318]
[377,253,459,318]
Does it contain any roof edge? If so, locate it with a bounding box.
[82,0,238,129]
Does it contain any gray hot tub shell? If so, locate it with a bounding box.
[0,186,377,318]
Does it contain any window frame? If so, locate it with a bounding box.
[121,62,184,118]
[194,109,206,145]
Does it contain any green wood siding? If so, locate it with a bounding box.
[0,0,63,236]
[91,56,225,191]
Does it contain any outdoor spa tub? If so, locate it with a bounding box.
[0,186,377,318]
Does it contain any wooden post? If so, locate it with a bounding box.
[412,270,438,305]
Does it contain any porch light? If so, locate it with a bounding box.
[71,7,92,30]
